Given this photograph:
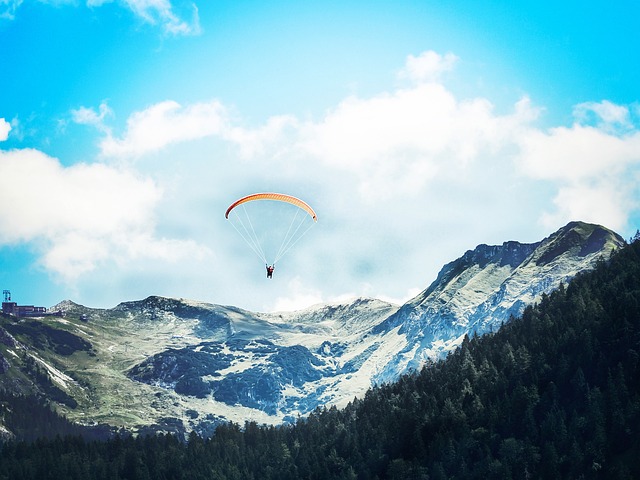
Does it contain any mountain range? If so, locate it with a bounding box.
[0,221,625,437]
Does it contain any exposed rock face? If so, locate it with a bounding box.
[0,327,18,348]
[0,353,9,374]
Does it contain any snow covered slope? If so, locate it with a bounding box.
[372,221,624,382]
[0,221,624,435]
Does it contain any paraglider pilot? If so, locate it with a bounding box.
[266,264,275,279]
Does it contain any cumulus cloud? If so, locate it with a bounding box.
[92,99,301,161]
[539,181,632,233]
[100,83,497,199]
[516,104,640,232]
[223,114,299,159]
[90,51,640,240]
[0,148,207,281]
[99,100,228,158]
[517,124,640,181]
[300,83,538,201]
[397,50,458,83]
[293,55,640,234]
[0,118,10,141]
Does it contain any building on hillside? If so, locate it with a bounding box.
[2,290,61,317]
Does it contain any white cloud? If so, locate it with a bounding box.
[270,277,324,312]
[3,0,200,36]
[539,181,633,233]
[100,100,227,158]
[300,82,538,201]
[71,101,113,132]
[41,232,110,280]
[516,102,640,232]
[397,51,458,84]
[94,99,301,161]
[0,118,10,141]
[518,125,640,181]
[223,114,299,159]
[122,0,201,36]
[0,148,207,281]
[573,100,632,132]
[0,150,159,242]
[91,50,540,199]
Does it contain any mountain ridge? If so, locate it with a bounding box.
[0,220,625,434]
[371,221,623,381]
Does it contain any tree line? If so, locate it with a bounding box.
[1,238,639,479]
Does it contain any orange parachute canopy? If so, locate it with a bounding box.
[225,193,318,222]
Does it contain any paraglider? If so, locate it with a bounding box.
[225,193,317,277]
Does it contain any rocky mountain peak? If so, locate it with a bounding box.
[531,221,622,266]
[416,221,622,308]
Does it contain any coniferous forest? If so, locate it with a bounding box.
[1,239,639,479]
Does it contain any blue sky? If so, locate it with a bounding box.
[1,0,639,312]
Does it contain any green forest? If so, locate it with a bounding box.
[1,238,639,479]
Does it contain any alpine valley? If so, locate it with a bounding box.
[0,221,625,438]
